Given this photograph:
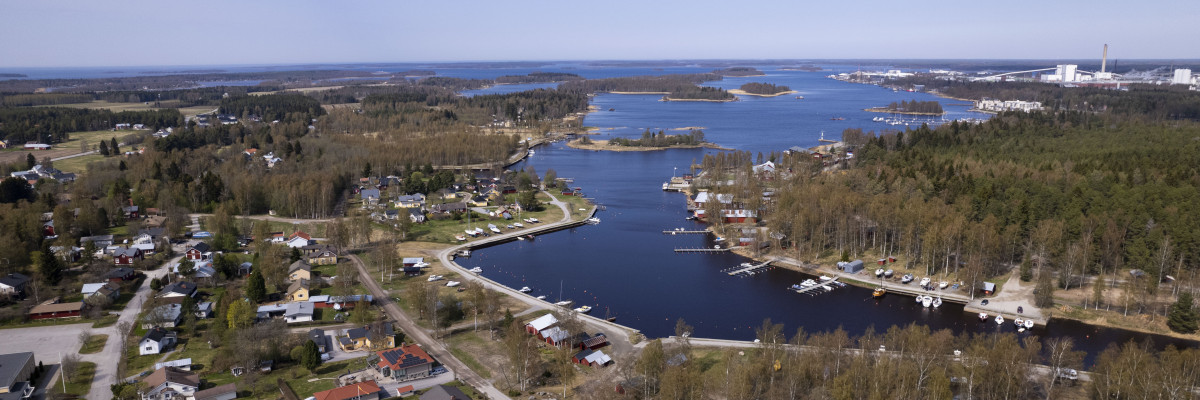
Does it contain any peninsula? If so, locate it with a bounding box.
[864,99,945,115]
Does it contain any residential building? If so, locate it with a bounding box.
[27,302,84,320]
[311,380,385,400]
[193,383,237,400]
[81,282,121,301]
[303,245,338,265]
[284,302,315,324]
[525,314,557,336]
[338,324,395,351]
[159,281,198,299]
[0,273,31,297]
[407,208,426,223]
[394,194,425,209]
[419,385,471,400]
[308,329,330,353]
[373,345,435,382]
[113,246,144,265]
[139,328,177,356]
[430,202,467,214]
[104,267,136,282]
[288,260,312,281]
[360,189,382,207]
[288,279,310,301]
[286,231,312,248]
[140,366,198,400]
[142,304,183,329]
[185,242,211,261]
[81,234,115,250]
[0,352,35,399]
[571,349,613,367]
[195,302,214,319]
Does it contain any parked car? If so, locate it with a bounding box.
[431,366,447,375]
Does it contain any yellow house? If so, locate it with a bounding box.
[467,195,489,207]
[337,323,396,351]
[288,260,312,281]
[288,279,310,301]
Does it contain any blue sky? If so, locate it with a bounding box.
[2,0,1197,67]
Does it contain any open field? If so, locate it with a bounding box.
[39,100,216,117]
[54,153,107,174]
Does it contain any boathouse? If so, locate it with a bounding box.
[982,282,996,295]
[525,314,558,336]
[841,260,864,274]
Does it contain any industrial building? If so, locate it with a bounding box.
[1173,69,1194,85]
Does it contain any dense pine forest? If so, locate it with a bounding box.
[608,129,707,147]
[738,82,792,95]
[881,100,944,114]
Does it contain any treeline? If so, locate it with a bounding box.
[0,107,182,143]
[610,129,706,147]
[218,94,325,123]
[668,86,736,101]
[892,76,1200,120]
[596,320,1200,400]
[558,73,724,94]
[416,77,491,91]
[494,72,583,84]
[0,93,93,107]
[0,69,392,93]
[713,67,764,76]
[885,100,944,114]
[739,82,792,95]
[357,86,587,127]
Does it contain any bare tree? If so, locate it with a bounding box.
[61,353,82,383]
[1043,337,1084,399]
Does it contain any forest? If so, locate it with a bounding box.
[880,100,944,114]
[712,67,765,76]
[0,107,182,143]
[609,129,706,147]
[558,73,733,101]
[494,72,583,84]
[738,82,792,95]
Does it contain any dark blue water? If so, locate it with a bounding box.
[458,68,1199,365]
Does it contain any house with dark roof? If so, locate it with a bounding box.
[285,302,314,324]
[419,384,471,400]
[139,327,177,356]
[80,234,115,249]
[287,279,310,301]
[104,267,136,282]
[185,242,211,261]
[407,208,426,223]
[113,246,143,265]
[430,202,467,214]
[27,302,85,320]
[303,245,338,266]
[312,380,384,400]
[159,281,198,299]
[141,366,198,400]
[81,282,121,301]
[0,352,36,400]
[142,303,183,329]
[373,345,435,382]
[0,273,31,297]
[309,329,330,353]
[339,324,394,351]
[288,260,312,281]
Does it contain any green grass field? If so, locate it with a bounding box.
[54,361,96,397]
[40,100,215,117]
[53,153,107,174]
[80,334,109,354]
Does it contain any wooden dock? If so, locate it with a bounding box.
[723,261,773,276]
[790,277,840,295]
[674,247,731,253]
[663,230,709,235]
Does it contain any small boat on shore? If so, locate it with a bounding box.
[919,277,932,287]
[574,305,592,313]
[468,267,482,273]
[488,224,501,234]
[884,269,894,278]
[901,274,914,284]
[979,312,989,321]
[523,218,534,223]
[506,224,515,229]
[427,275,443,282]
[873,288,886,298]
[514,222,524,228]
[529,217,540,223]
[446,281,460,287]
[875,268,885,277]
[455,235,466,241]
[519,286,532,293]
[938,281,949,289]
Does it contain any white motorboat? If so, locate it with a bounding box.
[922,296,933,308]
[884,269,894,278]
[938,281,949,289]
[919,277,932,287]
[823,285,835,292]
[426,275,443,282]
[875,268,885,277]
[506,225,515,229]
[915,295,924,303]
[819,275,833,281]
[1014,318,1024,327]
[523,218,533,223]
[1018,327,1026,333]
[536,295,547,300]
[574,305,592,313]
[932,297,942,308]
[468,267,482,273]
[529,217,540,223]
[586,217,600,224]
[446,281,460,287]
[457,249,471,257]
[995,315,1004,325]
[901,274,914,284]
[455,235,466,241]
[978,312,989,321]
[514,222,524,228]
[518,286,532,293]
[800,279,818,287]
[489,224,501,234]
[1024,319,1034,329]
[554,300,573,307]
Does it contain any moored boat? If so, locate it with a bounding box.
[574,305,592,313]
[519,286,532,293]
[978,312,989,321]
[921,296,933,308]
[932,297,942,308]
[1024,319,1034,329]
[995,315,1004,325]
[554,300,573,307]
[873,288,886,298]
[884,269,894,278]
[468,267,482,273]
[536,295,546,300]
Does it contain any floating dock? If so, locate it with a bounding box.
[790,277,840,295]
[674,247,731,253]
[723,261,773,277]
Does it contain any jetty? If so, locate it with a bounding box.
[674,247,731,253]
[723,261,773,277]
[790,277,840,295]
[663,229,709,235]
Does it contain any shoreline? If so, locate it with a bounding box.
[566,138,730,152]
[608,91,669,95]
[728,89,798,97]
[863,107,945,116]
[661,96,737,103]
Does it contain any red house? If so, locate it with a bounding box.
[578,334,609,351]
[28,302,85,320]
[42,221,56,237]
[525,314,558,336]
[113,247,143,265]
[721,209,757,223]
[185,242,211,261]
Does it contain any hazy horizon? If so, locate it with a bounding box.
[3,0,1199,68]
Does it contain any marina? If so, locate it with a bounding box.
[673,247,732,253]
[722,261,774,277]
[662,229,710,235]
[788,276,841,295]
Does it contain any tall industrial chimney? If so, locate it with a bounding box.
[1101,44,1108,73]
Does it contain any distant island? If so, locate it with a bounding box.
[778,65,823,72]
[0,73,27,78]
[729,82,797,97]
[568,129,727,151]
[561,74,736,102]
[865,99,945,115]
[712,67,765,77]
[495,72,584,84]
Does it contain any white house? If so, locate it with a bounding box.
[142,304,183,329]
[140,366,198,400]
[139,327,177,356]
[284,302,314,324]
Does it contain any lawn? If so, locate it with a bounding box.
[279,359,367,397]
[53,153,107,174]
[447,337,492,379]
[408,192,574,244]
[80,334,109,354]
[55,361,96,398]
